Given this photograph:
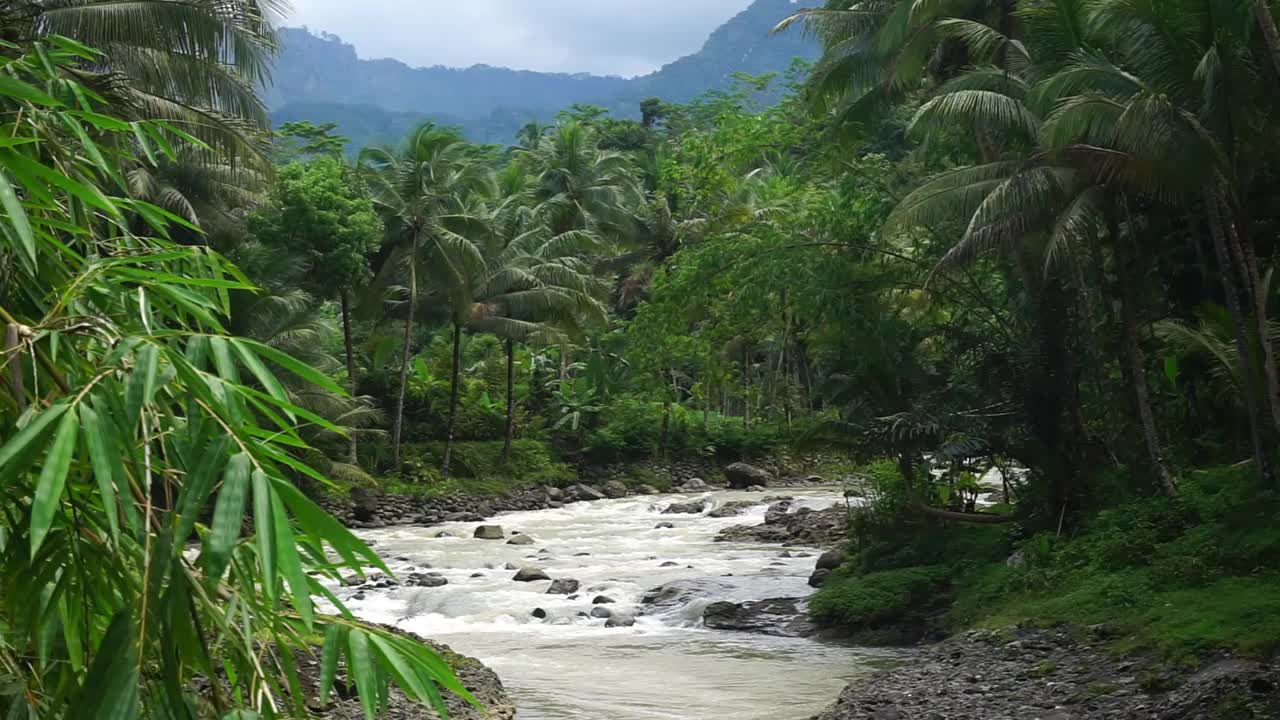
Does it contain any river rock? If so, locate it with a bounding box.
[660,561,680,567]
[605,613,636,628]
[513,567,551,582]
[678,477,710,492]
[546,579,580,595]
[474,525,505,540]
[816,549,845,570]
[636,484,662,495]
[601,480,629,498]
[808,568,832,587]
[716,505,849,548]
[702,597,816,637]
[589,606,613,619]
[764,500,794,524]
[663,500,707,515]
[531,608,547,619]
[406,572,448,588]
[568,484,606,501]
[507,534,536,546]
[544,486,564,500]
[592,595,616,604]
[707,500,757,518]
[724,462,772,489]
[654,522,675,529]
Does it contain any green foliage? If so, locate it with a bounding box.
[393,441,577,495]
[810,566,951,628]
[250,156,383,296]
[0,45,465,719]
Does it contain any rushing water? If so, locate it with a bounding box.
[339,489,898,719]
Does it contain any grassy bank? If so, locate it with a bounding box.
[813,463,1280,663]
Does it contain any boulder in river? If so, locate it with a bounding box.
[654,522,675,529]
[816,549,845,571]
[663,500,707,515]
[546,578,580,595]
[605,613,636,628]
[531,608,547,619]
[808,568,832,588]
[544,486,564,501]
[507,534,536,546]
[566,483,606,501]
[592,595,616,605]
[513,567,551,582]
[636,484,662,495]
[589,606,613,619]
[474,525,505,540]
[764,500,794,524]
[678,477,710,492]
[702,597,815,637]
[601,480,629,498]
[406,572,448,588]
[724,462,772,489]
[708,500,757,518]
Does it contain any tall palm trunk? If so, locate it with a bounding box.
[1251,0,1280,81]
[1204,186,1276,484]
[1222,208,1280,432]
[391,236,418,469]
[1113,219,1177,496]
[502,338,516,464]
[440,321,463,477]
[340,289,359,465]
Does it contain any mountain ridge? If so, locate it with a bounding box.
[266,0,816,147]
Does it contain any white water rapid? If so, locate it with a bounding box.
[339,489,899,719]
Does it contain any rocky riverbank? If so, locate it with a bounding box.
[299,630,515,720]
[319,461,854,530]
[811,626,1280,720]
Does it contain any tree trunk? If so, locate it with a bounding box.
[742,346,751,430]
[1222,206,1280,433]
[1252,0,1280,81]
[660,399,671,458]
[340,290,359,465]
[559,341,570,381]
[503,337,516,465]
[391,236,418,470]
[1205,186,1276,484]
[441,322,463,477]
[1113,220,1178,496]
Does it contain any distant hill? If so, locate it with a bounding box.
[266,0,817,149]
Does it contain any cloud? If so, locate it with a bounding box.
[288,0,754,77]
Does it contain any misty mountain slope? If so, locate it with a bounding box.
[266,0,817,147]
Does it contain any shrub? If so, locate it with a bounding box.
[810,565,951,627]
[394,440,576,495]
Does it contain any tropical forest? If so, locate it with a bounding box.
[3,0,1280,719]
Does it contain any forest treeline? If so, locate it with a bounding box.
[3,0,1280,718]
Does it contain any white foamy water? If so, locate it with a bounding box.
[336,489,897,719]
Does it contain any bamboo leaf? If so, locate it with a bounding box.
[203,452,251,586]
[347,630,380,720]
[79,404,120,542]
[0,169,35,273]
[318,624,345,705]
[0,404,70,485]
[270,486,313,628]
[75,611,139,720]
[252,469,276,602]
[30,408,80,557]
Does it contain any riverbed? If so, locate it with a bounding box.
[339,489,898,719]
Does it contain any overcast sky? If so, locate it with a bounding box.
[287,1,757,77]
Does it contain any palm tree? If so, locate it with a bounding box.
[360,123,491,468]
[6,0,284,161]
[521,121,642,236]
[876,1,1189,497]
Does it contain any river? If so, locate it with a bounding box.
[340,489,898,719]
